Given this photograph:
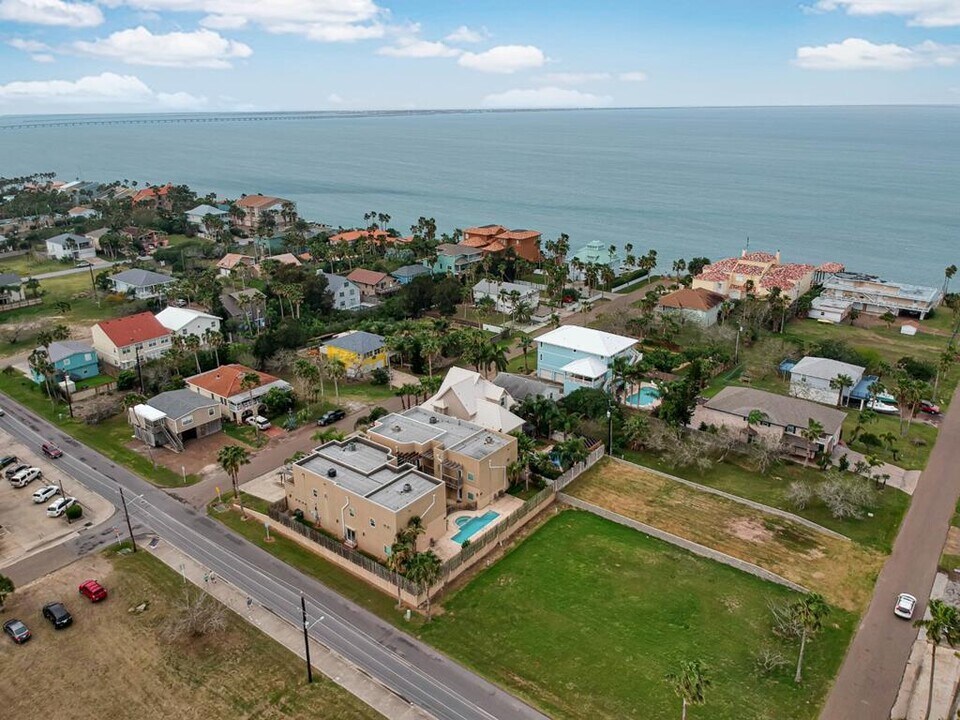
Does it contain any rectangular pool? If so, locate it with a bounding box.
[452,510,501,544]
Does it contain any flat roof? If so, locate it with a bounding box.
[369,407,510,460]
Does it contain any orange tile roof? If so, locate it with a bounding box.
[658,287,725,311]
[499,229,541,241]
[461,236,492,248]
[741,251,778,263]
[818,261,845,273]
[328,229,390,245]
[347,268,390,285]
[216,253,254,270]
[95,312,169,347]
[236,195,286,209]
[187,364,281,399]
[464,224,507,237]
[131,184,173,204]
[481,240,507,253]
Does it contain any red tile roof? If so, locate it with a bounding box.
[741,251,778,263]
[95,312,169,348]
[658,287,725,311]
[236,195,286,209]
[818,261,845,273]
[461,236,492,248]
[498,229,541,241]
[482,240,507,253]
[347,268,390,285]
[464,224,507,237]
[216,253,254,270]
[329,229,390,245]
[131,184,172,204]
[187,364,280,399]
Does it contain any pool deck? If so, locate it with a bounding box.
[433,494,525,560]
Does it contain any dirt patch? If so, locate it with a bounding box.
[727,517,773,543]
[945,526,960,555]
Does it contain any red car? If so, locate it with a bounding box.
[41,442,63,459]
[78,579,107,602]
[920,400,941,415]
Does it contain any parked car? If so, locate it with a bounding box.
[920,400,941,415]
[33,484,61,503]
[317,409,346,426]
[0,455,17,470]
[41,602,73,629]
[47,496,77,518]
[2,619,31,644]
[894,593,917,620]
[867,399,899,415]
[41,442,63,459]
[245,415,271,431]
[10,467,41,488]
[5,463,29,480]
[0,407,5,417]
[78,579,107,603]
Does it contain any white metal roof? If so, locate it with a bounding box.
[561,357,609,379]
[132,404,166,422]
[536,325,636,357]
[156,307,220,332]
[790,356,865,381]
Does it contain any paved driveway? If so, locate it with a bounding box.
[820,384,960,719]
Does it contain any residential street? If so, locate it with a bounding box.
[820,384,960,719]
[0,392,548,720]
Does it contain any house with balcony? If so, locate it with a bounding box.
[819,272,942,319]
[129,388,222,452]
[429,243,484,276]
[321,331,387,377]
[185,363,291,423]
[155,306,221,340]
[45,232,96,261]
[91,312,172,370]
[367,407,517,511]
[285,437,445,560]
[185,204,229,237]
[535,325,640,395]
[472,279,540,315]
[216,253,257,277]
[321,272,361,311]
[233,195,296,235]
[108,268,176,300]
[696,386,846,459]
[31,340,99,384]
[346,268,399,300]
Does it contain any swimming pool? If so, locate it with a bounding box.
[452,510,501,544]
[626,386,661,407]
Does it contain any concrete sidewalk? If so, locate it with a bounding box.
[832,445,919,495]
[148,537,433,720]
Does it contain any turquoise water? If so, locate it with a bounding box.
[1,107,957,284]
[452,510,500,544]
[627,387,662,407]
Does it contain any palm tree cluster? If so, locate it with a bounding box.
[384,517,443,619]
[915,598,960,720]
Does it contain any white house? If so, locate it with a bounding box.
[46,232,96,261]
[185,204,229,237]
[321,272,361,311]
[536,325,640,395]
[472,279,540,315]
[420,366,524,434]
[155,306,221,340]
[807,296,853,325]
[0,272,25,306]
[109,268,176,300]
[788,356,865,407]
[91,312,172,370]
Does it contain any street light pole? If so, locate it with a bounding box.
[606,407,613,455]
[300,592,313,684]
[119,486,137,552]
[734,325,743,364]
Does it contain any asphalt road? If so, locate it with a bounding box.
[0,396,548,720]
[820,384,960,719]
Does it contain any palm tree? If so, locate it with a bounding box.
[217,445,251,517]
[915,599,960,720]
[28,347,57,406]
[801,418,825,463]
[554,436,588,470]
[943,264,957,296]
[406,550,442,620]
[204,330,225,367]
[240,371,261,430]
[420,334,442,377]
[509,431,537,490]
[386,538,413,608]
[327,358,346,403]
[791,592,830,684]
[516,332,534,374]
[665,659,710,720]
[184,333,202,375]
[829,373,854,408]
[934,345,956,397]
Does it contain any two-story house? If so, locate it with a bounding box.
[46,233,96,261]
[155,306,222,340]
[129,388,222,452]
[321,272,361,311]
[787,356,865,407]
[233,195,295,235]
[0,273,25,306]
[185,204,229,237]
[535,325,640,395]
[322,331,387,377]
[472,279,540,314]
[186,364,291,423]
[430,244,484,276]
[109,269,176,300]
[91,312,172,370]
[345,269,399,301]
[31,340,99,384]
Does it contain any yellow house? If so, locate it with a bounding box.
[322,330,387,378]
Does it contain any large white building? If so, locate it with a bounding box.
[156,306,221,340]
[536,325,640,395]
[788,356,865,407]
[819,272,942,319]
[420,367,524,434]
[472,279,540,315]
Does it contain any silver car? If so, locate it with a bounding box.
[895,593,917,620]
[32,485,61,503]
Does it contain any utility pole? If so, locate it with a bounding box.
[300,592,313,684]
[135,345,145,395]
[119,486,137,552]
[606,406,613,454]
[85,261,100,308]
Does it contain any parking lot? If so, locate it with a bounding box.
[0,431,114,569]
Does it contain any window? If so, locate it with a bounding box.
[369,518,376,527]
[384,545,392,557]
[208,408,215,416]
[312,489,318,497]
[467,492,475,501]
[348,508,355,517]
[467,472,474,482]
[182,416,193,426]
[63,358,71,366]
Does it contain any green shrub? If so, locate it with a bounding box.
[370,367,390,386]
[65,503,83,521]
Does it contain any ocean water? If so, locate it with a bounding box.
[0,106,957,285]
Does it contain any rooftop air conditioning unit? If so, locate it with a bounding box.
[429,416,438,424]
[347,442,357,452]
[326,468,337,478]
[392,424,402,432]
[485,436,494,444]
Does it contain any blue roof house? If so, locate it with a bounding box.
[31,340,100,384]
[535,325,639,395]
[391,264,431,285]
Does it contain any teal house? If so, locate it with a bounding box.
[428,243,484,276]
[535,325,639,395]
[32,340,100,384]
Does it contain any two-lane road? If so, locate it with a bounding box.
[0,395,548,720]
[821,385,960,719]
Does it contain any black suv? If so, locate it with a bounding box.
[0,455,17,471]
[317,409,346,426]
[42,602,73,629]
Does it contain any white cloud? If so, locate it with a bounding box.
[541,72,611,85]
[0,0,102,26]
[794,37,960,69]
[8,38,51,52]
[106,0,386,42]
[445,25,488,44]
[813,1,960,28]
[0,71,206,109]
[458,45,546,73]
[32,53,55,62]
[619,71,648,82]
[482,86,612,109]
[72,26,252,68]
[377,38,461,58]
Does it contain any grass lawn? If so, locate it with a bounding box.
[223,421,266,448]
[74,373,115,391]
[1,550,381,720]
[623,449,908,552]
[418,511,855,720]
[0,271,131,334]
[336,381,398,404]
[505,351,536,374]
[567,457,882,611]
[0,254,70,276]
[841,412,939,470]
[0,371,200,487]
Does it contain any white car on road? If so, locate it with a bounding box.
[894,593,917,619]
[47,496,77,518]
[32,485,61,503]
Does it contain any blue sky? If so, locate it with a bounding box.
[0,0,958,113]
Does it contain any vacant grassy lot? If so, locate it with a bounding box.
[566,458,883,611]
[419,511,855,720]
[0,254,69,276]
[623,449,909,552]
[0,551,381,720]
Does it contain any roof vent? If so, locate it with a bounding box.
[347,441,357,452]
[429,416,438,424]
[485,435,494,444]
[401,482,413,493]
[326,468,337,478]
[392,424,402,432]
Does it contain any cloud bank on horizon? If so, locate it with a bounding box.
[0,0,958,113]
